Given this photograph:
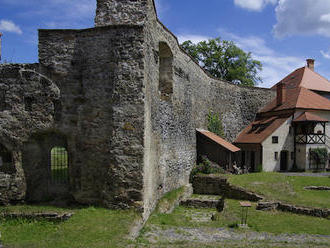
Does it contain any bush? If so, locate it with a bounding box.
[207,111,224,138]
[255,164,263,173]
[190,157,226,182]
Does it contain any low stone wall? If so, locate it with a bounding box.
[180,198,218,208]
[0,212,73,221]
[257,201,330,218]
[304,186,330,191]
[192,174,263,201]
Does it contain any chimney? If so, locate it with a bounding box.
[277,81,285,106]
[306,59,315,71]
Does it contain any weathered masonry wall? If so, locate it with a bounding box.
[0,0,274,218]
[141,0,274,217]
[0,63,60,204]
[38,25,145,208]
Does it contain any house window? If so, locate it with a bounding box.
[274,152,278,160]
[291,152,294,160]
[159,42,173,101]
[272,136,279,144]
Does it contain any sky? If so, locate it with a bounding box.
[1,0,330,88]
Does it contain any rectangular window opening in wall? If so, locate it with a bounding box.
[274,152,278,160]
[291,152,294,160]
[53,100,62,121]
[24,96,34,111]
[0,90,6,111]
[272,136,279,144]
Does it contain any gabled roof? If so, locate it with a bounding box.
[260,87,330,113]
[271,66,330,93]
[293,112,328,122]
[197,129,240,152]
[234,116,290,144]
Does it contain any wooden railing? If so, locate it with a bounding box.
[295,134,326,144]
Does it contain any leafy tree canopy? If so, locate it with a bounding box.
[180,37,262,86]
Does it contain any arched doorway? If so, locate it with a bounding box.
[23,131,70,202]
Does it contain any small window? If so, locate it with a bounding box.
[24,96,34,111]
[291,152,294,160]
[289,127,292,135]
[159,42,173,101]
[0,90,6,111]
[53,100,62,121]
[272,136,279,144]
[274,152,278,160]
[0,144,12,166]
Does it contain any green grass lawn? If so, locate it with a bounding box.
[0,205,139,248]
[146,199,330,235]
[228,172,330,208]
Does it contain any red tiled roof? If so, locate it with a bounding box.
[234,116,290,144]
[197,129,240,152]
[271,66,330,92]
[293,112,329,122]
[260,87,330,113]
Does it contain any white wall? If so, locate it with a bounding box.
[262,117,294,171]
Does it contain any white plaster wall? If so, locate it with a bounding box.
[293,110,330,170]
[262,117,294,171]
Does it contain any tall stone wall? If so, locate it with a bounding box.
[142,1,274,216]
[38,25,146,208]
[0,0,274,217]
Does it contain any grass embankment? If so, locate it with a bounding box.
[146,199,330,235]
[0,205,139,248]
[228,172,330,208]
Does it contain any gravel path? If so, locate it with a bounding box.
[142,225,330,247]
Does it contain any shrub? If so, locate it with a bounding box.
[207,110,224,138]
[190,157,226,182]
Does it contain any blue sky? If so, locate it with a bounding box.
[1,0,330,88]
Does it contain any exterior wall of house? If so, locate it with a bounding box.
[294,110,330,170]
[262,117,294,172]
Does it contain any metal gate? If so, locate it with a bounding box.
[50,146,68,184]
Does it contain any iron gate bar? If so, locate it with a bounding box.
[50,146,68,184]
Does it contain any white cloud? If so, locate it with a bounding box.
[274,0,330,38]
[321,49,330,59]
[234,0,277,11]
[320,13,330,23]
[0,20,22,34]
[177,34,209,44]
[179,30,305,88]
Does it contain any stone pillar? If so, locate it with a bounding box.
[94,0,155,26]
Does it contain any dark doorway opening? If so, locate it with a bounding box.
[280,151,288,171]
[250,151,255,172]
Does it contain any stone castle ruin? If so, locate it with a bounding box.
[0,0,274,218]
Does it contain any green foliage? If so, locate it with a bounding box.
[207,111,224,138]
[181,37,262,86]
[310,148,328,165]
[255,164,263,173]
[190,157,226,182]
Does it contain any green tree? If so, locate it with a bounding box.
[181,37,262,86]
[207,111,224,138]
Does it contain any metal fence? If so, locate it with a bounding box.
[50,146,68,184]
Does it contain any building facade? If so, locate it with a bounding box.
[235,60,330,172]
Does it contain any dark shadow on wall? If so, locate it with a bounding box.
[22,130,71,203]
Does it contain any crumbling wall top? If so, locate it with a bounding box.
[95,0,156,26]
